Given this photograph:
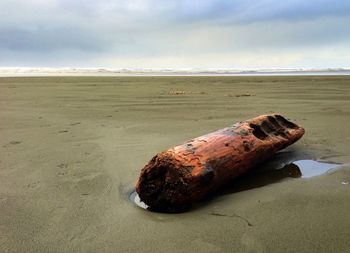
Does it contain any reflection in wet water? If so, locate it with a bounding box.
[294,160,339,178]
[130,190,149,209]
[130,155,340,210]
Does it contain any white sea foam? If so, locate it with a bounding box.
[0,67,349,77]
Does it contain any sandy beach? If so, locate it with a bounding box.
[1,76,350,252]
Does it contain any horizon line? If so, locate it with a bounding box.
[1,67,350,77]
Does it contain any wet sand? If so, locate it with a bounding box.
[1,76,350,252]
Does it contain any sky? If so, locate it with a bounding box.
[0,0,349,69]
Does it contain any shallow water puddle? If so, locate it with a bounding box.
[293,160,339,178]
[130,159,341,210]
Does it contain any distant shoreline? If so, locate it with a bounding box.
[1,68,349,77]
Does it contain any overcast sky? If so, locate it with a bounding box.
[0,0,349,69]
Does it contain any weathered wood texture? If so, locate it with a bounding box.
[136,114,305,212]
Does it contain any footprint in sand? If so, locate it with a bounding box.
[3,141,21,148]
[70,122,81,126]
[57,163,68,169]
[9,141,21,145]
[26,181,40,189]
[57,163,69,176]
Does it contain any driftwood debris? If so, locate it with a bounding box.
[136,114,305,212]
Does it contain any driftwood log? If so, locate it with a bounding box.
[136,114,305,212]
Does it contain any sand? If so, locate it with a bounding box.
[0,76,350,252]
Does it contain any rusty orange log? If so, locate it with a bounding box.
[136,114,305,212]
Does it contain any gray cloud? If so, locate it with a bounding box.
[0,0,349,67]
[0,27,107,52]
